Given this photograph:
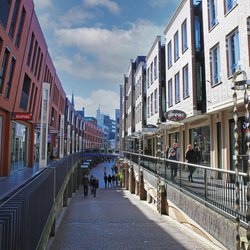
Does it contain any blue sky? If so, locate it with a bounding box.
[34,0,179,118]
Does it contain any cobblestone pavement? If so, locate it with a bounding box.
[47,161,225,250]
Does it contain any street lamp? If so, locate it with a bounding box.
[231,69,250,249]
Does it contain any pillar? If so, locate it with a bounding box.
[129,166,135,194]
[139,170,146,200]
[157,182,167,215]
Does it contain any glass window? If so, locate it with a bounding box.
[175,72,180,103]
[27,33,34,66]
[225,0,237,14]
[227,29,240,76]
[5,56,16,98]
[208,0,218,29]
[174,31,179,61]
[183,64,189,98]
[168,78,173,107]
[0,37,3,55]
[154,88,158,113]
[31,40,38,72]
[154,56,157,80]
[15,7,26,47]
[20,73,31,110]
[150,62,153,83]
[167,41,172,68]
[147,96,150,117]
[11,122,29,171]
[150,93,153,116]
[0,0,11,28]
[181,19,188,52]
[194,16,201,52]
[9,0,20,38]
[210,44,221,85]
[0,47,10,94]
[189,126,210,166]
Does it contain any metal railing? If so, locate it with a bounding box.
[124,151,248,225]
[0,152,82,250]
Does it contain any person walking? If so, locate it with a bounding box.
[83,175,89,197]
[104,173,108,188]
[168,142,180,180]
[185,144,196,182]
[92,177,99,197]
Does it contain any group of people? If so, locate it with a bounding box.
[82,175,99,197]
[167,142,201,182]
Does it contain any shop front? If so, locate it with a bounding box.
[11,121,29,172]
[189,125,210,166]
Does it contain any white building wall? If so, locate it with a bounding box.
[146,36,161,125]
[203,0,250,113]
[135,63,145,132]
[164,0,196,118]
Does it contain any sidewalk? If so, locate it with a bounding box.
[47,162,225,250]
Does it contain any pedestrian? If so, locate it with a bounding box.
[83,175,89,197]
[104,173,108,188]
[185,144,196,182]
[90,175,94,194]
[112,174,116,187]
[194,146,202,165]
[92,177,98,197]
[168,142,180,180]
[108,174,112,188]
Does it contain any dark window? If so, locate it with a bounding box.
[0,37,3,55]
[32,87,37,115]
[0,0,11,28]
[5,56,16,98]
[37,53,43,80]
[0,47,10,94]
[27,33,34,66]
[15,7,26,47]
[20,73,31,110]
[28,82,34,112]
[9,0,20,38]
[31,40,37,72]
[34,47,40,76]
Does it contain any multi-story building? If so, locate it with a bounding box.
[115,108,120,151]
[134,59,146,133]
[202,0,250,170]
[0,0,107,176]
[146,36,166,126]
[164,0,207,161]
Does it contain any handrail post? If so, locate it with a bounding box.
[204,168,207,200]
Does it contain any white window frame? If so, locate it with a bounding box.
[175,72,180,103]
[210,44,221,85]
[183,64,189,98]
[168,79,173,107]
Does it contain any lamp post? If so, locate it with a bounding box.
[231,70,250,249]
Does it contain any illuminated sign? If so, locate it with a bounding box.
[164,110,186,122]
[12,112,33,120]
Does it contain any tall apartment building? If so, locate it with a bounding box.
[121,0,250,171]
[0,0,106,176]
[202,0,250,170]
[146,36,166,126]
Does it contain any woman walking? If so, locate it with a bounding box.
[185,144,196,182]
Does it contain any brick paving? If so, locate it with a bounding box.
[47,161,225,250]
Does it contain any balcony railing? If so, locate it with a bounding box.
[124,151,247,226]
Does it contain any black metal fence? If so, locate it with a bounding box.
[0,152,82,250]
[124,151,248,226]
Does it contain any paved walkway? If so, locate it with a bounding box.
[47,161,225,250]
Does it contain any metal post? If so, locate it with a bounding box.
[232,70,250,249]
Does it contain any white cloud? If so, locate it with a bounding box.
[54,20,164,82]
[83,0,120,14]
[60,7,94,28]
[34,0,52,9]
[72,89,120,118]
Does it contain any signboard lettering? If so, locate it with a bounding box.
[164,110,186,122]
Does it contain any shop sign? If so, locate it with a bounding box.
[142,124,158,133]
[164,110,186,122]
[49,129,58,134]
[12,112,33,120]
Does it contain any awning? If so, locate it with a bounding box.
[158,120,184,130]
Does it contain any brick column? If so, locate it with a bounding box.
[157,182,167,215]
[129,166,135,194]
[124,168,129,190]
[139,170,146,200]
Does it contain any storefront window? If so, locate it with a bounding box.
[189,126,210,166]
[11,121,29,172]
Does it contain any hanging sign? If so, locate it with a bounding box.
[12,112,33,120]
[164,110,186,122]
